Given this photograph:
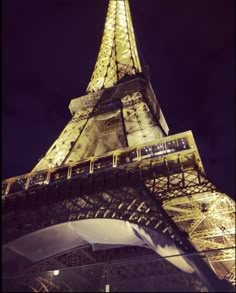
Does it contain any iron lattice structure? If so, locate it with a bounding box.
[87,0,141,92]
[2,0,235,292]
[3,247,217,292]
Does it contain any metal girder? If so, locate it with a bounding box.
[87,0,141,93]
[2,185,178,244]
[2,144,235,289]
[150,177,235,287]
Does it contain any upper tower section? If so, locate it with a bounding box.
[87,0,142,93]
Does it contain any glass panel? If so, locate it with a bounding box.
[140,145,154,158]
[150,142,164,157]
[8,177,27,194]
[71,161,90,177]
[50,167,69,183]
[94,155,113,171]
[177,138,189,151]
[27,172,48,188]
[118,149,137,165]
[165,140,177,153]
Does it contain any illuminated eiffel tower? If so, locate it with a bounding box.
[2,0,235,292]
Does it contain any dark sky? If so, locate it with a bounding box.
[2,0,235,197]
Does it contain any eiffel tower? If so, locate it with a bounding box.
[2,0,235,292]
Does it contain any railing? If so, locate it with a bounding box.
[2,131,202,198]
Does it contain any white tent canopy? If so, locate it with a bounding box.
[3,218,194,273]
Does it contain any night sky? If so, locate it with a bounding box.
[2,0,235,197]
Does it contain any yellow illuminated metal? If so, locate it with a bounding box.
[162,191,235,284]
[87,0,141,93]
[2,0,235,288]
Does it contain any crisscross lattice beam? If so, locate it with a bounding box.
[87,0,141,93]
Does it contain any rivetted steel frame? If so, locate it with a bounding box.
[2,152,234,292]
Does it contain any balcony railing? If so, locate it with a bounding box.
[2,131,203,198]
